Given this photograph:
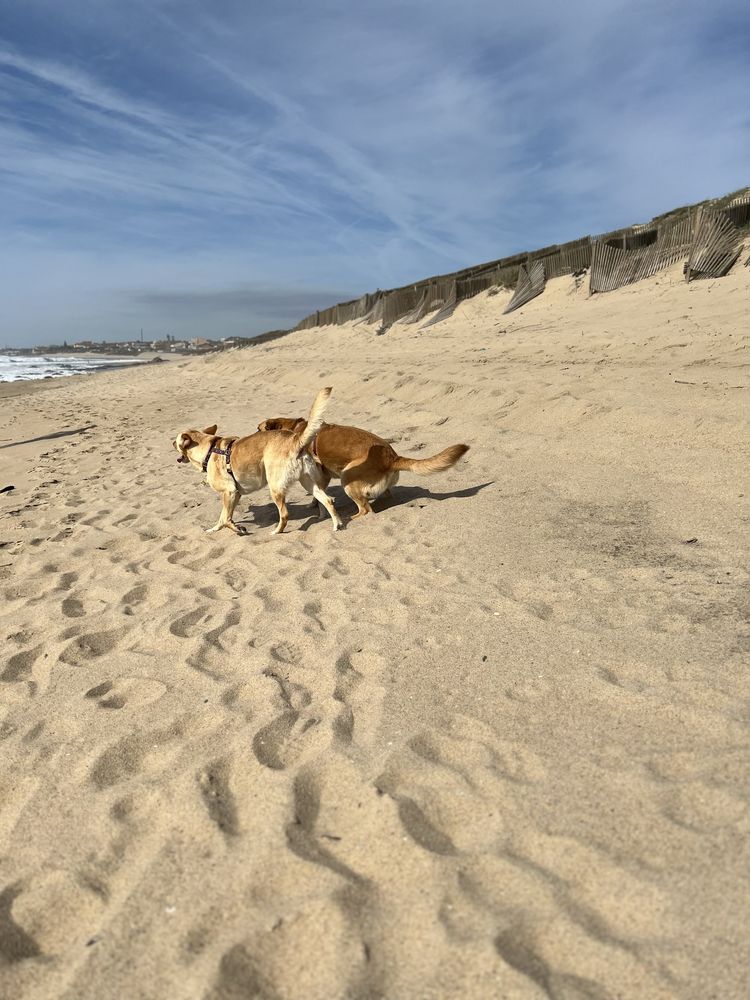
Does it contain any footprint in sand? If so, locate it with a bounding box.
[331,649,387,748]
[113,512,138,526]
[197,757,240,838]
[49,527,74,543]
[1,644,43,685]
[222,569,246,594]
[59,629,123,666]
[90,721,185,789]
[207,913,365,1000]
[61,596,85,618]
[169,607,210,638]
[4,577,51,602]
[251,669,335,771]
[268,642,302,664]
[452,837,679,998]
[321,556,350,579]
[4,871,105,958]
[122,582,149,605]
[166,545,223,571]
[660,781,748,833]
[84,677,167,710]
[80,508,111,526]
[377,714,546,856]
[0,884,42,963]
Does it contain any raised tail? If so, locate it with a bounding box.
[392,443,469,474]
[295,387,333,451]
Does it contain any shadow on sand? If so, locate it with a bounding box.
[0,425,97,450]
[235,481,494,532]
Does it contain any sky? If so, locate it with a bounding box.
[1,1,748,347]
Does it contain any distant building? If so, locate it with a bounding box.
[189,337,214,351]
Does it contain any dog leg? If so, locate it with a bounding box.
[302,464,332,514]
[317,470,334,516]
[270,490,289,535]
[206,491,241,534]
[311,483,342,531]
[318,469,333,510]
[343,481,373,519]
[300,471,334,519]
[224,491,242,534]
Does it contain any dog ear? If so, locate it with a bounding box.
[178,432,196,449]
[292,418,307,432]
[202,424,218,435]
[257,420,269,432]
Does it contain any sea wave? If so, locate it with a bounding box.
[0,354,151,383]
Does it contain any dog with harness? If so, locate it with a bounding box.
[173,387,341,535]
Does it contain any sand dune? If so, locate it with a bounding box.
[1,255,749,999]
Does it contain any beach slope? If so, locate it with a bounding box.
[1,257,748,999]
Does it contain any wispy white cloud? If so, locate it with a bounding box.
[0,0,748,344]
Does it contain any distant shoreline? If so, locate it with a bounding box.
[0,353,169,399]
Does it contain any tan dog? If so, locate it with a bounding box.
[257,417,469,518]
[174,388,341,535]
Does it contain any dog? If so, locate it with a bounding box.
[173,387,341,535]
[257,417,469,518]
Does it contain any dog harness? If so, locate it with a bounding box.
[202,437,241,490]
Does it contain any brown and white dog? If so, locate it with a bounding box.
[257,417,469,518]
[174,388,341,535]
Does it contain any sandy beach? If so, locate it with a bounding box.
[1,258,749,999]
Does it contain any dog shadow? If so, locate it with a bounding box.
[236,500,330,533]
[237,480,493,531]
[0,424,97,450]
[375,481,494,511]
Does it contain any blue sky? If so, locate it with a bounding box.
[1,1,748,346]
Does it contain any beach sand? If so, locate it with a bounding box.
[1,256,748,999]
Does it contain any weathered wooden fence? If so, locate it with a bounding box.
[294,188,749,330]
[504,260,546,313]
[685,207,743,281]
[589,216,693,292]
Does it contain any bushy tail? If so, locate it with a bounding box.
[392,443,469,474]
[295,387,332,451]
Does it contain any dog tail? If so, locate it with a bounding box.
[392,443,469,474]
[295,387,333,452]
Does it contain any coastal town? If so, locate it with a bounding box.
[1,330,291,356]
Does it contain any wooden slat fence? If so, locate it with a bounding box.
[590,217,692,292]
[421,281,458,328]
[398,277,456,324]
[399,287,429,324]
[293,187,749,331]
[685,207,744,281]
[724,194,750,230]
[503,260,546,313]
[355,292,385,327]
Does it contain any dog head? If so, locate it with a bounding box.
[257,417,306,433]
[173,424,217,464]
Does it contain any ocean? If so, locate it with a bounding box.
[0,353,151,383]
